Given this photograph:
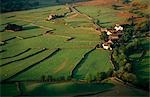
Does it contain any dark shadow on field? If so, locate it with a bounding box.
[24,82,114,96]
[23,26,39,31]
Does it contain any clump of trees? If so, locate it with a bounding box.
[111,2,149,89]
[41,75,71,82]
[85,68,113,83]
[100,32,109,42]
[5,23,23,31]
[1,0,39,13]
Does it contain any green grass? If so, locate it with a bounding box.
[76,5,126,27]
[12,48,91,81]
[0,49,40,65]
[2,34,97,51]
[0,83,20,96]
[75,49,112,79]
[0,49,55,81]
[21,82,114,96]
[0,48,30,59]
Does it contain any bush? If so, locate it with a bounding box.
[100,32,108,42]
[122,72,137,83]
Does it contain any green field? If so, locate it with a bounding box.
[18,82,114,96]
[75,5,125,27]
[75,49,112,79]
[0,4,109,82]
[0,83,20,96]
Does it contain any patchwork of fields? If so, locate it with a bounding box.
[0,5,113,82]
[0,0,149,96]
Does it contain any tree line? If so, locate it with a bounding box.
[111,0,149,90]
[0,0,88,13]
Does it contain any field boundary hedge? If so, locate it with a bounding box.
[2,37,16,43]
[1,48,31,59]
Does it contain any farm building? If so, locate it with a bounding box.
[114,24,123,31]
[102,42,112,50]
[47,13,64,21]
[47,14,56,21]
[109,34,119,40]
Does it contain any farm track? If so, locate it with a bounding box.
[71,46,96,78]
[1,48,31,60]
[2,48,61,82]
[0,49,46,67]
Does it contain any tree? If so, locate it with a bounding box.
[106,68,113,77]
[47,75,53,82]
[99,72,107,80]
[124,63,132,72]
[122,72,137,83]
[41,75,46,82]
[95,72,101,81]
[56,0,60,3]
[100,32,108,42]
[85,73,93,83]
[96,20,100,26]
[123,0,131,4]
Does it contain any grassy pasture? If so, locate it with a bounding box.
[0,49,41,65]
[2,34,97,51]
[0,2,117,96]
[0,83,20,96]
[76,5,126,27]
[12,48,91,81]
[20,82,114,96]
[75,49,112,79]
[0,49,55,81]
[0,48,31,59]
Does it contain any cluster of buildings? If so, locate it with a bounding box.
[101,24,124,50]
[47,14,58,21]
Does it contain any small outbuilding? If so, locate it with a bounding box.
[47,14,57,21]
[102,42,112,50]
[114,24,123,31]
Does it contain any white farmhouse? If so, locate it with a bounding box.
[102,42,112,50]
[106,30,112,35]
[114,24,123,31]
